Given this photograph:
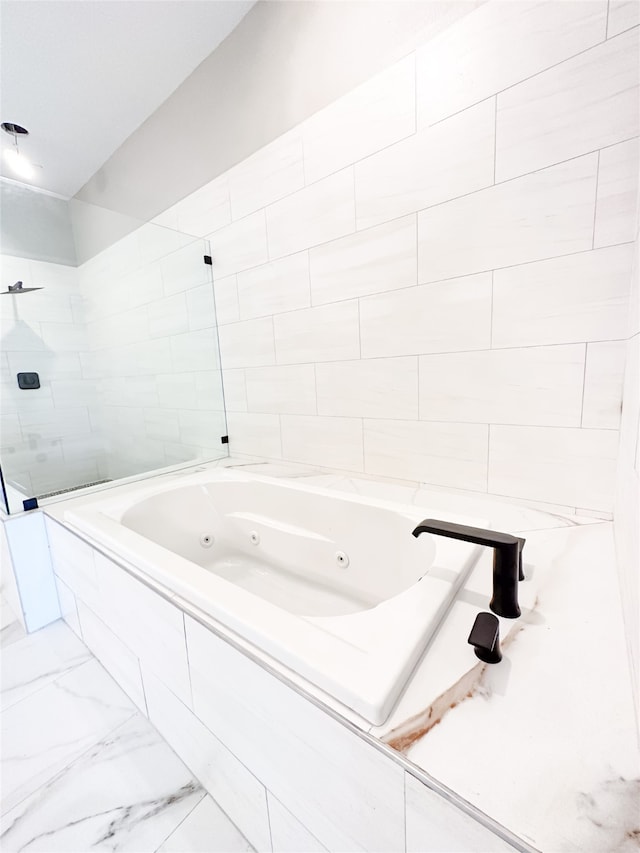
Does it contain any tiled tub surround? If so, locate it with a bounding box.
[61,467,485,724]
[145,0,640,514]
[43,460,639,853]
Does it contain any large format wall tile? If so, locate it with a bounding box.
[364,419,488,491]
[594,137,640,248]
[227,412,282,459]
[418,155,598,282]
[489,425,619,510]
[93,553,192,708]
[46,519,100,613]
[582,340,627,429]
[360,274,492,358]
[77,600,147,713]
[316,357,418,419]
[245,364,317,415]
[492,244,633,347]
[267,793,328,853]
[218,317,275,369]
[274,300,360,364]
[416,0,607,127]
[309,216,417,305]
[229,129,305,220]
[212,274,240,325]
[173,175,231,238]
[419,345,586,427]
[210,211,269,279]
[496,28,640,181]
[281,414,364,471]
[405,773,517,852]
[236,251,310,320]
[303,55,415,185]
[608,0,640,36]
[143,666,272,852]
[266,168,356,259]
[355,99,495,230]
[185,616,406,852]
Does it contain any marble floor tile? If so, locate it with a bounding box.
[0,600,26,649]
[158,794,255,853]
[0,715,204,852]
[1,619,91,711]
[1,658,136,814]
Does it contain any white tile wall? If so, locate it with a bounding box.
[142,666,272,852]
[281,415,364,471]
[492,244,634,347]
[496,28,640,181]
[355,99,495,230]
[274,300,360,364]
[218,317,275,368]
[302,55,415,185]
[489,425,619,508]
[267,793,328,853]
[229,129,305,220]
[76,600,147,713]
[227,412,282,459]
[594,138,640,248]
[236,252,310,320]
[210,212,268,279]
[415,1,607,127]
[185,616,406,852]
[316,357,418,420]
[266,168,356,259]
[93,551,192,707]
[608,0,640,38]
[309,216,416,304]
[582,341,627,429]
[417,154,598,282]
[360,275,492,358]
[212,274,240,324]
[418,345,586,427]
[245,364,316,415]
[364,420,488,491]
[405,773,517,852]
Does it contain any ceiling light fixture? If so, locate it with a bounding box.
[1,122,36,180]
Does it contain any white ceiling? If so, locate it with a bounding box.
[0,0,255,198]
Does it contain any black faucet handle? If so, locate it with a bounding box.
[517,537,525,581]
[468,612,502,664]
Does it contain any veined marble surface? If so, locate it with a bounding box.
[0,609,255,853]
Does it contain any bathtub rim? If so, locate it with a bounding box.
[62,468,488,725]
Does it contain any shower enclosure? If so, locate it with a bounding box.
[0,208,228,514]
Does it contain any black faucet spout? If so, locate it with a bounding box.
[412,519,524,619]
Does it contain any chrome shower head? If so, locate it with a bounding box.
[2,281,44,294]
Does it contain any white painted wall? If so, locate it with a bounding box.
[149,1,639,516]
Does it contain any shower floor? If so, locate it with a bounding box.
[0,602,254,852]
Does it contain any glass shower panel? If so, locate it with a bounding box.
[0,220,227,514]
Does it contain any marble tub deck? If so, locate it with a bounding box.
[0,604,254,853]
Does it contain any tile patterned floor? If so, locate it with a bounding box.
[0,600,254,852]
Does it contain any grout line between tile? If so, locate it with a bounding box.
[403,771,408,853]
[138,656,150,718]
[591,149,601,249]
[493,95,498,184]
[605,0,611,39]
[580,343,589,427]
[182,612,195,710]
[426,29,619,131]
[153,791,208,853]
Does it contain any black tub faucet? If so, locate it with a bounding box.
[412,519,525,619]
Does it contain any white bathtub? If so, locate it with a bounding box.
[65,468,486,724]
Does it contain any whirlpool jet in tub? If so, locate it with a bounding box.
[65,468,487,724]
